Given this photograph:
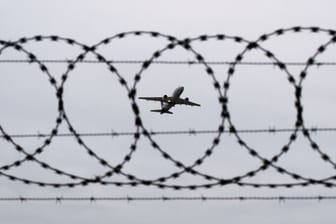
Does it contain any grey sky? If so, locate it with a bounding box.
[1,0,336,223]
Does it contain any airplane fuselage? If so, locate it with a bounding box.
[161,86,184,113]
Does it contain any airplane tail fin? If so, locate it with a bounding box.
[150,109,173,114]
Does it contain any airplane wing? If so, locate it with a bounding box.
[174,98,201,106]
[139,97,164,102]
[139,97,173,103]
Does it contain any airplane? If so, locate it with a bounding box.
[138,86,200,114]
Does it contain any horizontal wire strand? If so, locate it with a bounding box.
[1,59,336,66]
[1,127,334,139]
[0,195,335,202]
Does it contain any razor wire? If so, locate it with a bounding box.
[1,26,336,189]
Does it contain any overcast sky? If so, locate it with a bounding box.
[1,0,336,223]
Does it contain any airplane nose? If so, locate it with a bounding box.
[179,86,184,94]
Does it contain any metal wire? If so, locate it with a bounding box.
[1,26,336,189]
[1,127,335,139]
[1,59,336,66]
[1,195,335,202]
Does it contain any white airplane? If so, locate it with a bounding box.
[139,86,201,114]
